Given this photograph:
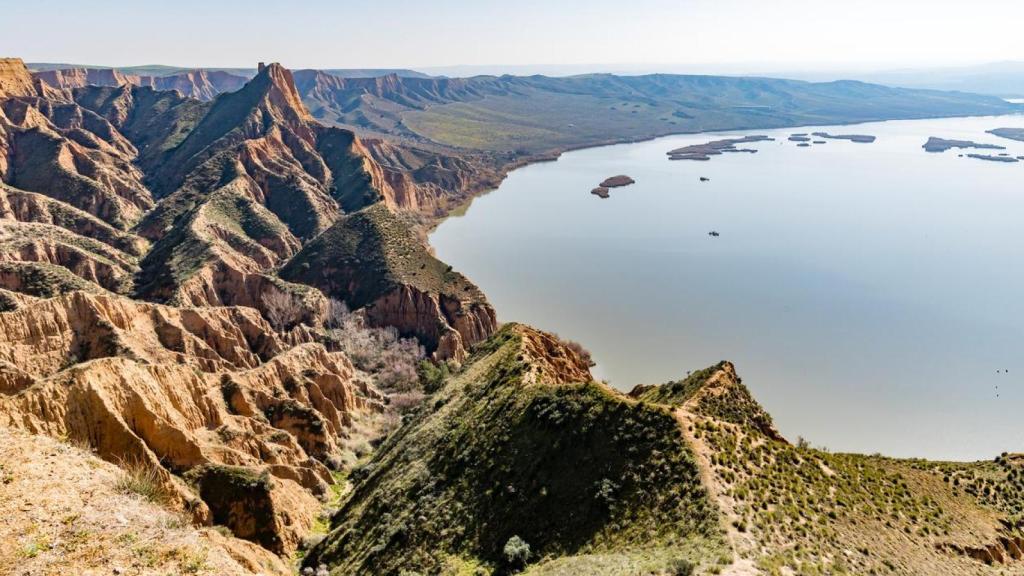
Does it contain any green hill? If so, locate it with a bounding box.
[304,324,725,575]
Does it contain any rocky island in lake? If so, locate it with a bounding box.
[812,132,876,143]
[666,135,773,160]
[600,175,636,187]
[988,127,1024,142]
[590,175,635,198]
[966,153,1019,163]
[923,137,1005,153]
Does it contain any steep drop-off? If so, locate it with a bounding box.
[280,203,496,361]
[305,324,723,575]
[34,66,249,101]
[0,291,385,554]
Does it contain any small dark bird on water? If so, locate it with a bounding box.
[708,231,720,237]
[700,177,710,182]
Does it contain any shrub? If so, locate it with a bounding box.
[502,535,532,570]
[114,458,173,505]
[262,290,304,331]
[324,299,425,393]
[554,334,596,367]
[418,360,451,393]
[389,391,427,413]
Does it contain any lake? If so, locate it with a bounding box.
[430,115,1024,461]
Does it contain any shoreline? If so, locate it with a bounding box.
[423,108,1024,235]
[424,111,1024,462]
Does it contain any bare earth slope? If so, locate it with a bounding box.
[0,426,290,576]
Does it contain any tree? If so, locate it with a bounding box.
[503,535,531,570]
[262,290,303,331]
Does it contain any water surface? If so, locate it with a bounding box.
[430,115,1024,460]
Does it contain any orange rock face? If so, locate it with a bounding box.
[0,58,36,99]
[33,66,248,101]
[0,292,385,553]
[0,59,498,555]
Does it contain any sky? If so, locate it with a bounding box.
[3,0,1024,73]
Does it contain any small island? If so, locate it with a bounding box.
[811,132,876,143]
[987,127,1024,142]
[923,137,1005,153]
[797,142,811,147]
[667,135,773,161]
[966,153,1019,163]
[600,175,635,187]
[590,175,634,198]
[788,135,811,142]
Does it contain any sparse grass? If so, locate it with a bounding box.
[114,458,174,506]
[304,325,725,575]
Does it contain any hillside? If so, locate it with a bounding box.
[0,55,496,572]
[0,426,290,575]
[33,66,249,101]
[3,51,1024,576]
[295,72,1020,155]
[305,324,726,575]
[640,362,1024,575]
[307,333,1024,575]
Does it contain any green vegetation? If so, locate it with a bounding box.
[304,73,1019,159]
[304,325,724,575]
[114,458,175,506]
[0,262,104,297]
[281,203,484,310]
[187,464,283,553]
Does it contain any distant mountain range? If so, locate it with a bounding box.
[767,61,1024,98]
[30,59,1024,98]
[26,62,431,80]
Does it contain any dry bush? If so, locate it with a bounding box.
[262,290,304,331]
[557,335,597,367]
[324,299,425,393]
[388,391,427,414]
[114,458,173,506]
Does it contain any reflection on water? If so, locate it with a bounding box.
[430,115,1024,460]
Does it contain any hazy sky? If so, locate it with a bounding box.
[4,0,1023,72]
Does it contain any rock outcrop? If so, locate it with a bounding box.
[0,58,37,99]
[0,291,385,553]
[0,426,290,575]
[34,66,248,101]
[280,203,496,361]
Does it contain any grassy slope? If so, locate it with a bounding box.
[658,364,1024,576]
[280,202,482,308]
[305,325,726,575]
[392,76,1020,154]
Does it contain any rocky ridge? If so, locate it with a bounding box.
[33,66,249,101]
[0,55,496,568]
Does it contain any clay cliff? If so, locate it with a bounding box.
[34,66,249,101]
[279,203,496,362]
[0,291,385,554]
[0,58,38,99]
[0,57,494,357]
[0,56,497,569]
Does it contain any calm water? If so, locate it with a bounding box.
[430,115,1024,461]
